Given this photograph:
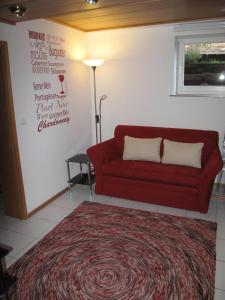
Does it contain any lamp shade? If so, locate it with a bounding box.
[83,59,104,67]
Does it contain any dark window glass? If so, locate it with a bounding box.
[184,43,225,86]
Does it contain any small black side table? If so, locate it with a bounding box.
[66,154,95,193]
[0,244,17,299]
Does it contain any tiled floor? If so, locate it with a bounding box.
[0,186,225,299]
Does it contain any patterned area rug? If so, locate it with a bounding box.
[9,201,216,300]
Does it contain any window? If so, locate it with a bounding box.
[175,34,225,96]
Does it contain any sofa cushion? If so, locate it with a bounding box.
[102,159,201,188]
[114,125,219,165]
[161,139,204,168]
[123,136,162,162]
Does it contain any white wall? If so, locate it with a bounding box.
[1,20,225,212]
[0,19,92,212]
[86,25,225,153]
[87,25,225,182]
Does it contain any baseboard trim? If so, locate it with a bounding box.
[214,182,225,186]
[27,187,68,218]
[212,194,225,200]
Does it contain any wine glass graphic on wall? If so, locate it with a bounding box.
[58,74,65,94]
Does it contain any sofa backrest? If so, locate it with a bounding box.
[114,125,219,165]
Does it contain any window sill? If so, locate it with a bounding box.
[170,93,225,98]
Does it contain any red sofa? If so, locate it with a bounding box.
[87,125,223,213]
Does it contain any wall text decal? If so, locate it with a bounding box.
[28,30,70,132]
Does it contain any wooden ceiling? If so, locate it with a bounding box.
[0,0,225,31]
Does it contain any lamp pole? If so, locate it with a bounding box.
[99,95,107,143]
[92,66,99,144]
[83,59,104,145]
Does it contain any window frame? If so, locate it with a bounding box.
[175,33,225,96]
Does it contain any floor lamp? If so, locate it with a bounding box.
[99,94,107,143]
[83,59,104,144]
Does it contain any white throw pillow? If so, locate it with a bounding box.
[123,136,162,162]
[161,139,204,168]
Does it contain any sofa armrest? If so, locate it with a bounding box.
[201,148,223,182]
[87,138,120,168]
[198,147,223,212]
[87,138,121,194]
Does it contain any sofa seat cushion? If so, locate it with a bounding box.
[102,159,201,188]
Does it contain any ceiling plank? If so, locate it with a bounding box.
[0,0,33,7]
[52,0,225,31]
[0,0,158,19]
[53,0,223,23]
[0,0,224,32]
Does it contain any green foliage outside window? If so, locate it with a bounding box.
[185,46,202,64]
[185,43,225,64]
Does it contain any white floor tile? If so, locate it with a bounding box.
[0,215,20,230]
[9,216,55,237]
[217,222,225,240]
[214,289,225,300]
[206,200,218,213]
[70,185,92,201]
[216,199,225,207]
[0,228,9,239]
[15,238,41,259]
[216,203,225,223]
[0,230,34,257]
[5,255,17,268]
[108,197,136,208]
[186,206,216,221]
[216,239,225,262]
[36,222,58,240]
[215,260,225,290]
[134,202,159,213]
[33,204,72,222]
[91,194,110,204]
[52,193,83,209]
[157,205,187,217]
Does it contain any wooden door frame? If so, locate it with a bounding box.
[0,40,27,219]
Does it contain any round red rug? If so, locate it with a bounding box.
[9,201,216,299]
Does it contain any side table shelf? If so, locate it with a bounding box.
[66,154,95,193]
[68,173,95,186]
